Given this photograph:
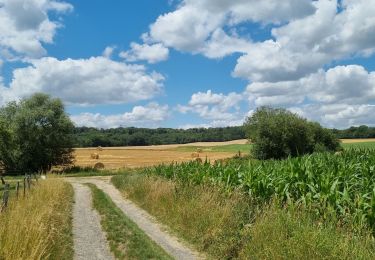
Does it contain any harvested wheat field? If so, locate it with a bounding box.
[74,139,375,169]
[74,140,246,169]
[340,138,375,143]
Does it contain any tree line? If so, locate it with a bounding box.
[72,125,375,148]
[332,125,375,139]
[73,126,246,147]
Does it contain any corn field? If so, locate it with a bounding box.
[145,149,375,232]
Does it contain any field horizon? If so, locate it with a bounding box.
[72,138,375,169]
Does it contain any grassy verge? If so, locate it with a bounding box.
[61,167,139,178]
[87,183,172,260]
[112,173,375,259]
[0,179,74,259]
[62,171,116,178]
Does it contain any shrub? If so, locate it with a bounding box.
[244,107,340,159]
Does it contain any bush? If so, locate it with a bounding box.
[244,107,340,159]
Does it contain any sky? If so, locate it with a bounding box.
[0,0,375,129]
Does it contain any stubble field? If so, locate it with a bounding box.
[73,138,375,169]
[73,139,248,169]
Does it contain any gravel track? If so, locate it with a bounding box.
[71,183,114,260]
[69,177,204,260]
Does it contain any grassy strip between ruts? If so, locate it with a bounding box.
[112,173,375,260]
[0,179,74,260]
[87,183,172,260]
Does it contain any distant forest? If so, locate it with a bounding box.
[72,125,375,147]
[332,125,375,139]
[73,126,246,147]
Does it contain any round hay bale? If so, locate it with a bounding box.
[94,162,105,170]
[191,152,200,158]
[195,157,203,163]
[97,146,103,151]
[90,153,99,159]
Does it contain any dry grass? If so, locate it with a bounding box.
[0,179,74,260]
[80,139,249,151]
[74,148,234,169]
[340,138,375,143]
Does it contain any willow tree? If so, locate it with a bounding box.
[244,107,340,160]
[0,93,74,175]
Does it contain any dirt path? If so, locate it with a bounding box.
[71,183,114,260]
[69,177,204,260]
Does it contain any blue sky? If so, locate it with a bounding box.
[0,0,375,129]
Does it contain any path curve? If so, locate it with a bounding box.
[71,183,114,260]
[69,177,204,260]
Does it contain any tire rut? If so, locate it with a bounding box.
[68,177,205,260]
[71,183,114,260]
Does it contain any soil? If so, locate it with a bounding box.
[71,183,114,260]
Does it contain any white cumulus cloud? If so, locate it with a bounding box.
[0,0,72,59]
[102,46,116,58]
[120,43,169,64]
[290,104,375,129]
[177,90,244,125]
[2,56,164,106]
[70,103,170,128]
[245,65,375,107]
[146,0,315,58]
[235,0,375,82]
[184,0,315,24]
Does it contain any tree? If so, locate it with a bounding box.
[0,93,74,175]
[244,107,340,160]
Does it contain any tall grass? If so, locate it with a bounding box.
[0,179,74,259]
[112,174,375,259]
[145,149,375,233]
[112,174,255,258]
[239,204,375,259]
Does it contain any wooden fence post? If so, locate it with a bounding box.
[23,177,26,197]
[27,175,31,190]
[1,183,10,212]
[16,181,20,199]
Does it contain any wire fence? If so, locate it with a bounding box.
[0,174,39,213]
